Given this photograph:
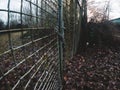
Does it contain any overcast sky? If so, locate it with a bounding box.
[88,0,120,19]
[109,0,120,19]
[0,0,21,22]
[0,0,120,22]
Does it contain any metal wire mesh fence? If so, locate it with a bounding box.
[0,0,83,89]
[63,0,82,58]
[0,0,62,90]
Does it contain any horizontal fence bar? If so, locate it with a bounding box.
[0,38,57,81]
[45,69,58,90]
[12,43,58,89]
[25,52,58,90]
[35,53,58,90]
[37,57,58,90]
[25,0,58,17]
[0,9,57,20]
[41,59,59,90]
[0,27,54,33]
[0,32,56,56]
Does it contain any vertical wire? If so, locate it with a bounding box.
[20,0,27,64]
[74,0,77,54]
[20,0,27,88]
[76,5,79,52]
[43,0,46,54]
[41,0,43,27]
[29,0,34,54]
[36,0,39,40]
[35,0,39,74]
[38,0,42,57]
[20,0,23,88]
[46,2,50,27]
[6,0,16,89]
[20,0,26,59]
[7,0,16,65]
[40,0,43,56]
[36,0,38,28]
[77,5,81,53]
[45,1,47,28]
[72,0,75,57]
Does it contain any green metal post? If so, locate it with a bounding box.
[76,1,82,54]
[58,0,64,89]
[77,4,82,53]
[72,0,77,56]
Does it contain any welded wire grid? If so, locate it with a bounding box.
[0,0,61,90]
[63,0,82,58]
[72,0,81,55]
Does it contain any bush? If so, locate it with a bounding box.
[87,21,120,47]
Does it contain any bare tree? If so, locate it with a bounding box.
[87,0,110,22]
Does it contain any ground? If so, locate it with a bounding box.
[63,46,120,90]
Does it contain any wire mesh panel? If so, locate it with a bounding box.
[0,0,61,90]
[63,0,82,59]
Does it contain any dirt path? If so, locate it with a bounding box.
[63,46,120,90]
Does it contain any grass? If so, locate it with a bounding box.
[0,32,21,54]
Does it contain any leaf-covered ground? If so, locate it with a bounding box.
[63,46,120,90]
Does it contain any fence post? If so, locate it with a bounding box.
[58,0,64,89]
[72,0,78,56]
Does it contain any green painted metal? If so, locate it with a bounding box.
[0,0,60,90]
[0,0,87,89]
[72,0,83,56]
[58,0,64,89]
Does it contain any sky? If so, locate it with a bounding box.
[0,0,21,22]
[88,0,120,20]
[109,0,120,19]
[0,0,120,22]
[0,0,37,23]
